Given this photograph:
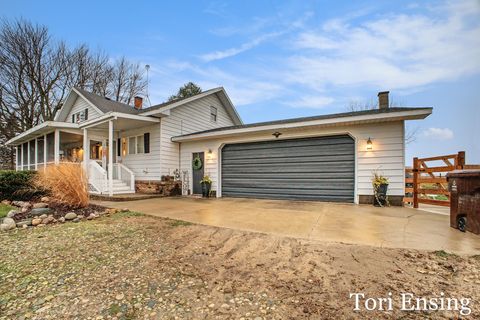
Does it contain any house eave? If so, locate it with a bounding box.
[171,108,432,142]
[6,122,80,146]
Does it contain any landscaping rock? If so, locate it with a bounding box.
[33,203,48,209]
[16,219,32,228]
[64,212,77,220]
[30,208,53,216]
[58,217,65,223]
[39,214,48,220]
[0,218,16,231]
[31,218,42,226]
[40,196,50,203]
[77,215,85,220]
[42,216,55,225]
[72,218,80,223]
[7,210,20,218]
[12,200,28,207]
[1,200,12,205]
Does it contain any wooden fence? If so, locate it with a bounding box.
[404,151,480,208]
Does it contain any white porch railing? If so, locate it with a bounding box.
[87,161,107,194]
[112,163,135,192]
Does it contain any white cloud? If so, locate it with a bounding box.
[288,0,480,91]
[422,127,454,140]
[200,32,283,62]
[284,95,334,109]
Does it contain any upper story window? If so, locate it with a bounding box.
[71,108,89,123]
[210,106,217,122]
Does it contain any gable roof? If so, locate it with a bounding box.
[139,87,243,125]
[172,107,433,142]
[74,87,141,115]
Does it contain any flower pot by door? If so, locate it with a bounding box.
[201,182,212,198]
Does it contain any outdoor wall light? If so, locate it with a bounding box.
[366,137,373,151]
[272,131,282,138]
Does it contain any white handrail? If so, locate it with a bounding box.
[113,163,135,192]
[88,161,107,194]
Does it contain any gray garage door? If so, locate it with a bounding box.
[221,135,355,202]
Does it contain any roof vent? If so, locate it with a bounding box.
[378,91,389,109]
[134,96,143,110]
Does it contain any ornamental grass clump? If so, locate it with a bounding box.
[36,163,89,208]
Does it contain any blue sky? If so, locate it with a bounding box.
[2,0,480,163]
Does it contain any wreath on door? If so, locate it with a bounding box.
[192,155,203,170]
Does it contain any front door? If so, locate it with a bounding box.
[192,152,205,194]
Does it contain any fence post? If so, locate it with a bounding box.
[456,151,465,169]
[413,157,419,208]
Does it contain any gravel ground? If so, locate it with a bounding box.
[0,211,479,319]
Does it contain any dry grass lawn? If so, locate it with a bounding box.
[1,211,479,319]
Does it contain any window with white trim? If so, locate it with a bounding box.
[71,108,89,123]
[126,133,150,155]
[210,106,217,122]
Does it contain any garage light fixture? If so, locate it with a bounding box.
[366,137,373,151]
[272,131,282,138]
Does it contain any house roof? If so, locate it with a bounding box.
[172,107,433,142]
[74,87,141,115]
[138,87,222,114]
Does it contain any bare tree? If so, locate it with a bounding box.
[0,19,148,169]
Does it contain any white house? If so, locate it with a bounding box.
[6,87,431,204]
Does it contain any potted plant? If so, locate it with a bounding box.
[200,175,213,198]
[372,171,389,207]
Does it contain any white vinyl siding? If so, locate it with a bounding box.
[66,97,102,123]
[120,123,161,180]
[160,94,237,176]
[178,121,406,203]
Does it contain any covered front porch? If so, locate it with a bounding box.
[9,113,159,196]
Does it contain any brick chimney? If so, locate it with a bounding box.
[378,91,389,109]
[134,96,143,110]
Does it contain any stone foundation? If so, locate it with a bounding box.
[358,195,404,206]
[135,180,182,196]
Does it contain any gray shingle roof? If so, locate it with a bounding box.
[74,87,141,115]
[173,107,432,138]
[138,87,222,113]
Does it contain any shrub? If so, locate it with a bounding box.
[0,170,45,201]
[36,164,89,208]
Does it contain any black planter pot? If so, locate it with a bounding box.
[374,183,389,206]
[201,182,212,198]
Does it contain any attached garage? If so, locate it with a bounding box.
[221,135,355,202]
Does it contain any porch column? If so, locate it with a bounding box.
[83,128,89,172]
[34,138,38,170]
[20,144,24,171]
[43,134,47,169]
[27,141,30,170]
[108,120,114,196]
[54,129,60,164]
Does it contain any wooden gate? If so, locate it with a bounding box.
[404,152,480,208]
[404,152,465,208]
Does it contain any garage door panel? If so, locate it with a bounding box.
[223,155,355,165]
[221,135,355,202]
[223,136,353,151]
[222,145,354,160]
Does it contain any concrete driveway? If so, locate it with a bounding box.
[93,197,480,255]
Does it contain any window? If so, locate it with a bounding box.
[136,135,144,153]
[128,137,136,155]
[72,108,89,123]
[125,133,150,155]
[210,106,217,122]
